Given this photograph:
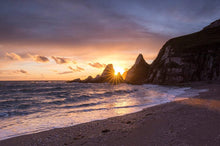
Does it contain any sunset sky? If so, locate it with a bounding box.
[0,0,220,80]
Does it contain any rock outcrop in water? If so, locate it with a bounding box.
[125,54,150,84]
[145,19,220,84]
[68,64,124,84]
[100,64,115,80]
[122,71,127,80]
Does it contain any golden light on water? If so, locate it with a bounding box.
[114,66,125,75]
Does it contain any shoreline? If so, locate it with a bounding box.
[0,83,202,141]
[0,81,220,145]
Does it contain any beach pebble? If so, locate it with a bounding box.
[102,129,110,133]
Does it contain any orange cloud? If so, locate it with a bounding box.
[68,66,75,71]
[14,69,28,74]
[58,66,84,75]
[28,54,49,63]
[68,66,85,72]
[51,56,70,64]
[76,66,84,71]
[34,55,49,63]
[58,71,73,75]
[6,52,22,60]
[88,62,106,68]
[72,60,77,64]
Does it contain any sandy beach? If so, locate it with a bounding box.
[0,81,220,146]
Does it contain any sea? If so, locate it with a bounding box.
[0,81,207,140]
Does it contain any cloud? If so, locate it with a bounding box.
[6,52,22,60]
[76,66,84,71]
[34,55,49,63]
[72,60,77,64]
[51,56,70,64]
[58,66,84,75]
[58,71,73,75]
[0,0,219,47]
[14,69,28,74]
[68,66,75,71]
[2,0,219,66]
[68,66,85,72]
[88,62,106,68]
[29,54,49,63]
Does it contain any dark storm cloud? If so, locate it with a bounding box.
[0,0,219,45]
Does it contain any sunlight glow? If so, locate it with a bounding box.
[114,66,125,75]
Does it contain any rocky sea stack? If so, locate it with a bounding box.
[125,54,150,84]
[68,64,124,84]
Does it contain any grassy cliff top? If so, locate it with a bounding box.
[165,25,220,50]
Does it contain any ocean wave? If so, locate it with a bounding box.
[103,89,137,95]
[0,112,9,118]
[0,110,37,118]
[67,103,153,114]
[68,107,108,113]
[60,101,105,109]
[65,95,93,102]
[17,104,32,109]
[46,100,64,105]
[0,99,35,108]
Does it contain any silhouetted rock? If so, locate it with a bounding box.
[101,64,114,78]
[122,71,127,80]
[87,64,115,83]
[91,75,101,83]
[82,76,93,83]
[97,64,124,84]
[67,78,81,83]
[112,72,124,84]
[125,54,150,84]
[146,19,220,84]
[69,64,124,84]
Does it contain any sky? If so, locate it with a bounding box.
[0,0,220,80]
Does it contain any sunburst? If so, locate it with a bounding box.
[113,66,125,75]
[102,66,124,84]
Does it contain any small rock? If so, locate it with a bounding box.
[145,113,153,116]
[102,129,110,133]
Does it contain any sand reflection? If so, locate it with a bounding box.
[181,98,220,112]
[112,98,141,115]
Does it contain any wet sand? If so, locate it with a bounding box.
[0,81,220,146]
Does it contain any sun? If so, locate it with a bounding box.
[114,66,125,75]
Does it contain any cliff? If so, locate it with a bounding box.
[145,19,220,84]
